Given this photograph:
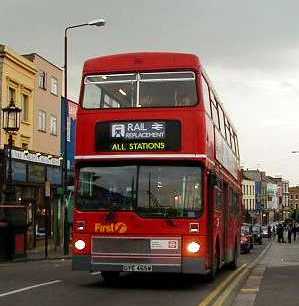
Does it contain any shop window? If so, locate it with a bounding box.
[28,164,45,183]
[47,167,61,185]
[8,161,27,182]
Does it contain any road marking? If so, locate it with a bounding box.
[0,280,62,298]
[198,264,247,306]
[240,288,259,293]
[91,272,101,275]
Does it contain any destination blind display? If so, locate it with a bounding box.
[95,120,181,152]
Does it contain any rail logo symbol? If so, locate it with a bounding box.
[95,222,128,234]
[168,240,177,249]
[111,124,125,138]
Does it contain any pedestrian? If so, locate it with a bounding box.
[277,223,283,243]
[272,225,276,239]
[293,223,297,242]
[287,223,292,244]
[267,224,272,240]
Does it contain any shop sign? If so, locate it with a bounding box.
[95,120,181,152]
[11,149,61,166]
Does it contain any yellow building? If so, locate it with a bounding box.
[0,45,37,148]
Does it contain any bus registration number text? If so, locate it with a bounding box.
[122,264,153,272]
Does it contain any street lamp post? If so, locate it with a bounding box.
[63,18,106,254]
[2,98,21,203]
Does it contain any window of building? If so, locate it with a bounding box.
[50,115,57,135]
[21,94,29,122]
[22,143,28,149]
[8,87,16,103]
[67,117,71,142]
[39,71,47,89]
[50,77,58,95]
[38,110,46,132]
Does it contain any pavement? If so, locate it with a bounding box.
[1,239,72,262]
[233,235,299,306]
[25,244,71,261]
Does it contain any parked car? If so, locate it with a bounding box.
[262,226,268,238]
[241,224,254,249]
[240,227,251,253]
[252,224,263,244]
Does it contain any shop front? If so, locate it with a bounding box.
[2,148,62,250]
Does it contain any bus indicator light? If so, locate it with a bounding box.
[189,223,199,233]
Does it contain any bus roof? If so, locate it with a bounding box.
[83,52,201,75]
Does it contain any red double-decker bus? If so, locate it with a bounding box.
[72,52,242,282]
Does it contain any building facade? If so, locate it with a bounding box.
[0,45,63,251]
[242,177,256,223]
[270,177,290,220]
[0,45,36,149]
[289,186,299,210]
[23,53,62,156]
[265,179,278,223]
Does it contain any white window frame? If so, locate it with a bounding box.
[50,115,57,136]
[67,116,71,142]
[38,110,46,132]
[50,77,58,95]
[39,71,47,89]
[21,94,29,122]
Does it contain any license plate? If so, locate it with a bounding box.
[122,264,153,272]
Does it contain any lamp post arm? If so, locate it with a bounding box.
[64,23,89,36]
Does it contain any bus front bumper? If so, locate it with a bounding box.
[72,255,208,275]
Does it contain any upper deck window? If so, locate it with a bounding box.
[83,72,197,109]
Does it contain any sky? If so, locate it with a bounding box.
[1,0,299,184]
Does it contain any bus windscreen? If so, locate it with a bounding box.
[77,165,203,218]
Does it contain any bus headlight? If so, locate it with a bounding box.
[74,240,86,250]
[187,241,200,253]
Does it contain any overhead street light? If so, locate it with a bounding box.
[63,18,106,255]
[88,18,106,27]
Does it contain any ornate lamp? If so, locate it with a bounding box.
[2,97,21,203]
[2,98,21,133]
